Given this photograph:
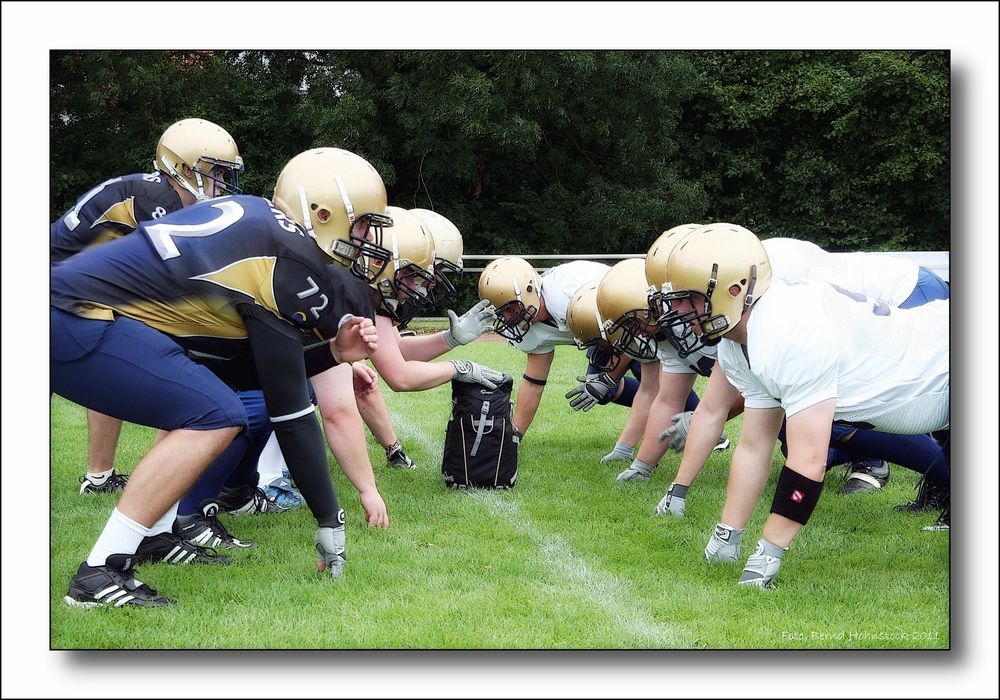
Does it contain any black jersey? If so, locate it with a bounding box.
[51,194,374,360]
[51,171,183,264]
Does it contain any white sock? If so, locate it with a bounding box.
[147,501,180,536]
[86,468,115,484]
[255,432,286,487]
[87,508,151,567]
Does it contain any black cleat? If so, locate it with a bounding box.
[218,484,290,515]
[386,441,417,469]
[175,501,257,550]
[922,506,950,532]
[64,556,174,608]
[79,470,129,494]
[134,532,231,565]
[895,476,949,512]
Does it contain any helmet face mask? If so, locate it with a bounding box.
[342,212,395,284]
[596,258,658,362]
[658,289,724,357]
[603,310,659,361]
[493,301,537,342]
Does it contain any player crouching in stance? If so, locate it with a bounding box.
[53,148,383,607]
[653,224,949,588]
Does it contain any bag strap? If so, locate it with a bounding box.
[470,400,490,457]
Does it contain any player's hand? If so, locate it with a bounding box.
[351,362,379,397]
[450,359,504,390]
[314,525,347,577]
[658,411,694,452]
[565,372,617,411]
[600,442,635,464]
[654,483,688,517]
[332,316,377,363]
[443,299,496,348]
[359,489,389,528]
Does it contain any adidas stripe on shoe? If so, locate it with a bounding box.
[134,532,231,565]
[64,558,174,608]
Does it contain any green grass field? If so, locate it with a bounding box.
[50,335,949,649]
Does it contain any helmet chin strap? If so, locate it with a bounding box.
[161,158,209,202]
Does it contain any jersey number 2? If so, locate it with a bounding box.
[146,200,244,260]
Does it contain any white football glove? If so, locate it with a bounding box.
[658,411,694,452]
[315,525,347,578]
[450,359,504,390]
[443,299,496,348]
[565,372,617,412]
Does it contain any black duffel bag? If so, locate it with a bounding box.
[442,374,519,489]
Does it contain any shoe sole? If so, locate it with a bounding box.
[63,594,172,609]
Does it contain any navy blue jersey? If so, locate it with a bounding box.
[51,172,183,263]
[51,194,374,362]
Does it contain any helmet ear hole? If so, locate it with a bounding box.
[316,208,331,223]
[729,284,742,297]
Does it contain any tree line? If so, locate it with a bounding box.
[51,50,949,309]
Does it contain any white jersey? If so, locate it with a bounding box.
[763,238,919,307]
[718,278,949,434]
[511,261,609,354]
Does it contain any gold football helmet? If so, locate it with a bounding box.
[370,206,436,324]
[645,223,703,324]
[154,118,243,201]
[597,258,658,361]
[478,256,541,342]
[272,148,393,281]
[409,208,463,309]
[566,281,623,372]
[661,223,772,356]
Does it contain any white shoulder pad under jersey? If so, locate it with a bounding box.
[512,260,610,354]
[717,278,949,434]
[656,339,718,376]
[763,238,919,307]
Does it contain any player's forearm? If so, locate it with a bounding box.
[321,409,378,496]
[673,408,727,486]
[379,360,455,392]
[398,332,451,362]
[513,380,544,434]
[617,376,658,446]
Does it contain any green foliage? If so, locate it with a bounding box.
[51,50,949,251]
[50,341,949,649]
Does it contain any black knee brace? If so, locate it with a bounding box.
[771,465,824,525]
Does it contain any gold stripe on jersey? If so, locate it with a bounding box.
[112,294,250,339]
[88,227,126,248]
[94,197,139,231]
[192,257,280,316]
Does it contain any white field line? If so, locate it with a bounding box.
[386,401,686,647]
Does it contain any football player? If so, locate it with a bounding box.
[582,254,732,483]
[655,224,948,588]
[53,147,383,607]
[51,118,244,496]
[477,257,643,442]
[649,233,950,521]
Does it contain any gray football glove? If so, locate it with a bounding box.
[654,482,689,517]
[616,458,656,482]
[658,411,694,452]
[450,359,504,390]
[315,525,347,578]
[704,523,743,563]
[443,299,496,348]
[565,372,617,412]
[600,442,635,464]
